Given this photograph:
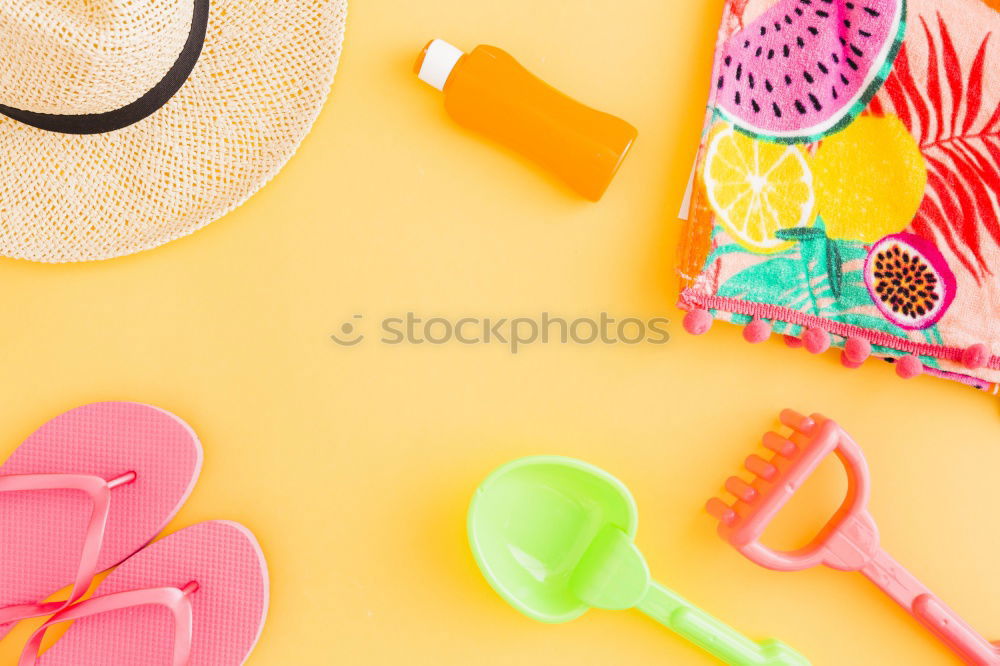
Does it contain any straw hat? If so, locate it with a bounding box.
[0,0,347,262]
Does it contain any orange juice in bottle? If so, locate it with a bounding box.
[415,39,637,202]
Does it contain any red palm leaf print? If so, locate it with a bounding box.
[870,13,1000,282]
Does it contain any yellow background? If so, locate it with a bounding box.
[2,1,999,664]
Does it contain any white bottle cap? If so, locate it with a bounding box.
[417,39,465,91]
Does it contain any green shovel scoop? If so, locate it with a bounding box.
[467,456,809,666]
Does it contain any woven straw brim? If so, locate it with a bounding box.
[0,0,347,262]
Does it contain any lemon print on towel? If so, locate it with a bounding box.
[813,114,927,243]
[704,124,815,254]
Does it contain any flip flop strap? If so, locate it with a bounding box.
[18,584,196,666]
[0,473,132,625]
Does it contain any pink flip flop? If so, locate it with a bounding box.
[0,402,203,638]
[19,521,270,666]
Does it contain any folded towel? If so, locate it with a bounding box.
[679,0,1000,391]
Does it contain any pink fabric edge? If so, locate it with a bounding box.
[679,288,1000,387]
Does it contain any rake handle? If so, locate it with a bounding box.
[862,548,1000,666]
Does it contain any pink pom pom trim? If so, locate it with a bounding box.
[896,355,924,379]
[961,343,989,370]
[844,337,872,365]
[683,309,713,336]
[803,327,831,354]
[743,318,771,344]
[783,335,803,349]
[841,351,864,369]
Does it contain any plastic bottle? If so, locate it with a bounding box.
[415,39,637,202]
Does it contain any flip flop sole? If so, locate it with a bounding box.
[38,521,269,666]
[0,402,203,638]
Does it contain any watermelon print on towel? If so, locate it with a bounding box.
[678,0,1000,392]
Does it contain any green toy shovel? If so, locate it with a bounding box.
[467,456,809,666]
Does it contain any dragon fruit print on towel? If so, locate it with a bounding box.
[679,0,1000,393]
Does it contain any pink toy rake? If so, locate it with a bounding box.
[706,410,1000,666]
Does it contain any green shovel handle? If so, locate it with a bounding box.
[636,582,810,666]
